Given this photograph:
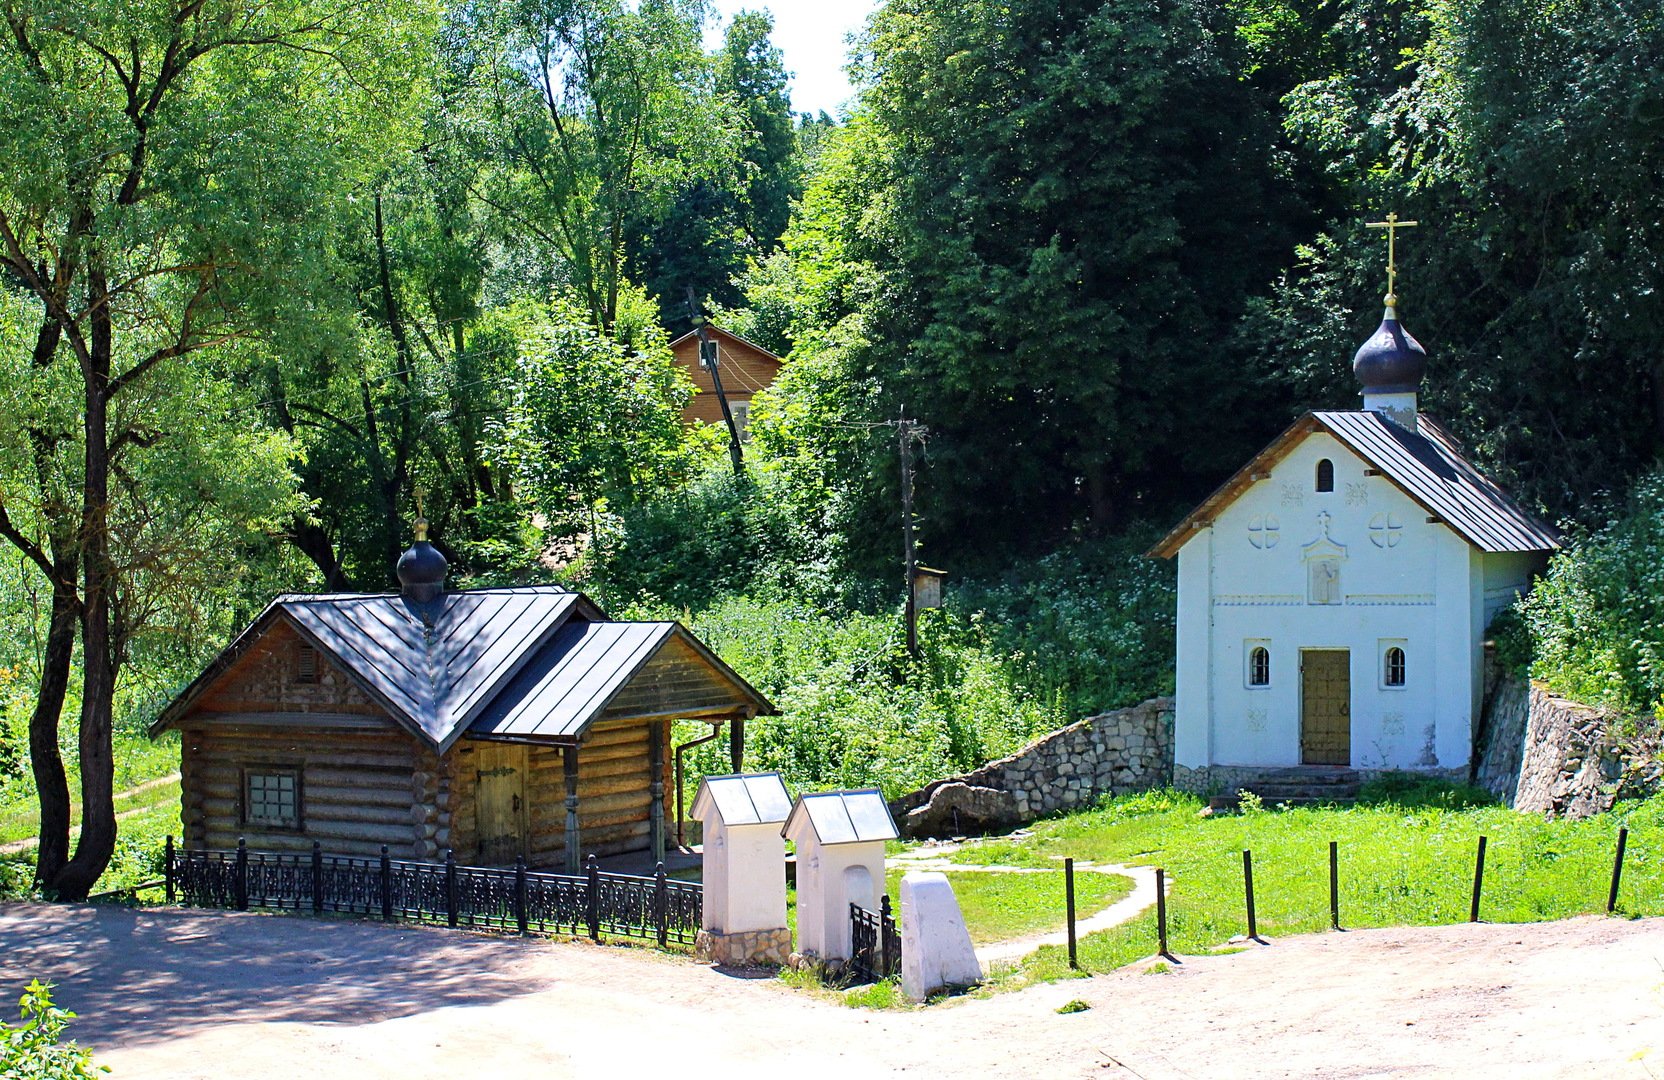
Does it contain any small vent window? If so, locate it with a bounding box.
[1248,646,1271,687]
[1384,646,1407,687]
[1316,459,1335,492]
[296,644,319,684]
[244,768,301,830]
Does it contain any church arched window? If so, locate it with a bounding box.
[1384,646,1406,687]
[1316,458,1335,492]
[1248,645,1271,687]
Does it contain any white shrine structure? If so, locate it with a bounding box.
[782,788,897,965]
[1153,222,1559,789]
[692,772,793,965]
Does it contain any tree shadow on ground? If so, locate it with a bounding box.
[0,903,574,1048]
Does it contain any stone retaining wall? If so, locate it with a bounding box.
[1476,675,1661,817]
[891,697,1173,838]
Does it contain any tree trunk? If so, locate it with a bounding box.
[289,518,350,591]
[27,576,79,890]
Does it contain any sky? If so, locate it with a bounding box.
[706,0,880,117]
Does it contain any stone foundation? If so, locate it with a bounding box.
[695,927,790,967]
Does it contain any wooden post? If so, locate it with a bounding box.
[1242,849,1257,941]
[900,406,918,658]
[234,837,248,912]
[655,862,669,949]
[311,841,324,914]
[729,717,745,773]
[563,745,581,873]
[1608,827,1629,914]
[445,848,458,928]
[164,835,175,904]
[586,854,601,941]
[1156,868,1170,959]
[1329,840,1340,930]
[1065,857,1078,970]
[1469,835,1487,923]
[649,721,666,865]
[515,856,528,936]
[380,844,393,921]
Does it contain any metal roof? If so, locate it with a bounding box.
[692,773,793,826]
[782,790,898,846]
[152,584,774,750]
[1151,411,1560,558]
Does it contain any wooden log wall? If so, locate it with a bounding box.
[180,720,434,860]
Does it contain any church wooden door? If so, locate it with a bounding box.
[1300,650,1351,766]
[474,743,528,864]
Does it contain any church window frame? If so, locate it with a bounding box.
[1245,641,1272,688]
[1380,641,1408,689]
[1316,458,1335,492]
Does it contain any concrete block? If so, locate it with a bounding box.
[899,872,982,1002]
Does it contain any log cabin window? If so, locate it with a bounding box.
[1383,646,1407,688]
[296,644,319,684]
[1316,458,1335,492]
[1246,643,1271,688]
[243,767,302,830]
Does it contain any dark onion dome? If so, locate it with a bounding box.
[1353,301,1427,394]
[396,519,447,603]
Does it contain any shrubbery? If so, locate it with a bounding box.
[1520,472,1664,718]
[0,980,101,1079]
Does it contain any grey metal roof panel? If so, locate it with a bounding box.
[468,621,675,740]
[693,772,793,826]
[1312,412,1560,553]
[783,790,898,845]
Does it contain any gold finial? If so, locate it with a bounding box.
[414,488,428,542]
[1366,212,1419,307]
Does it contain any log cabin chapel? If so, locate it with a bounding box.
[151,519,773,870]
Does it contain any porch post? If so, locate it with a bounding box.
[563,743,581,873]
[649,721,666,864]
[729,715,746,773]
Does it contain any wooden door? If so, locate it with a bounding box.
[1301,650,1351,766]
[474,743,527,864]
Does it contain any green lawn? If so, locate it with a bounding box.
[883,867,1132,944]
[957,784,1664,983]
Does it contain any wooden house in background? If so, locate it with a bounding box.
[150,525,772,870]
[668,324,784,439]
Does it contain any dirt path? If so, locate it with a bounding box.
[3,903,1660,1079]
[0,772,180,856]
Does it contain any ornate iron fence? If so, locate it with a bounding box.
[849,894,901,982]
[164,837,700,947]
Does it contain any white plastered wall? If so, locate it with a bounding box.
[789,838,885,962]
[699,820,787,936]
[1176,429,1490,772]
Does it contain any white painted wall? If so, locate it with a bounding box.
[1174,429,1510,772]
[699,820,787,935]
[787,837,886,962]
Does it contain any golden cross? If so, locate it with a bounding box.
[1366,212,1418,305]
[414,488,429,541]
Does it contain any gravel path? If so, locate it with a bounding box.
[3,903,1660,1079]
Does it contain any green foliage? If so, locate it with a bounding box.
[1522,473,1664,716]
[882,867,1132,946]
[1354,772,1496,811]
[0,980,103,1079]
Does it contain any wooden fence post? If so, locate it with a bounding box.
[1242,849,1257,941]
[446,849,458,928]
[164,835,175,904]
[1329,840,1340,930]
[311,841,324,914]
[655,863,669,949]
[586,855,601,941]
[1469,835,1487,923]
[1156,868,1170,959]
[234,837,249,912]
[515,857,529,935]
[380,845,393,921]
[1607,827,1629,914]
[1065,857,1078,970]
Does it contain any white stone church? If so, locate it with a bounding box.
[1152,291,1559,789]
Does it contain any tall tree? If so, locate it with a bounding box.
[0,0,431,898]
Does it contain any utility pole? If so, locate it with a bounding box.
[685,287,744,475]
[899,404,923,657]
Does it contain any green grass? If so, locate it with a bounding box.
[960,786,1664,984]
[883,867,1132,944]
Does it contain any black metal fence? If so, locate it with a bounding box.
[849,894,901,982]
[164,837,701,947]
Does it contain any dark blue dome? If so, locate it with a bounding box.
[396,538,447,603]
[1353,305,1427,395]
